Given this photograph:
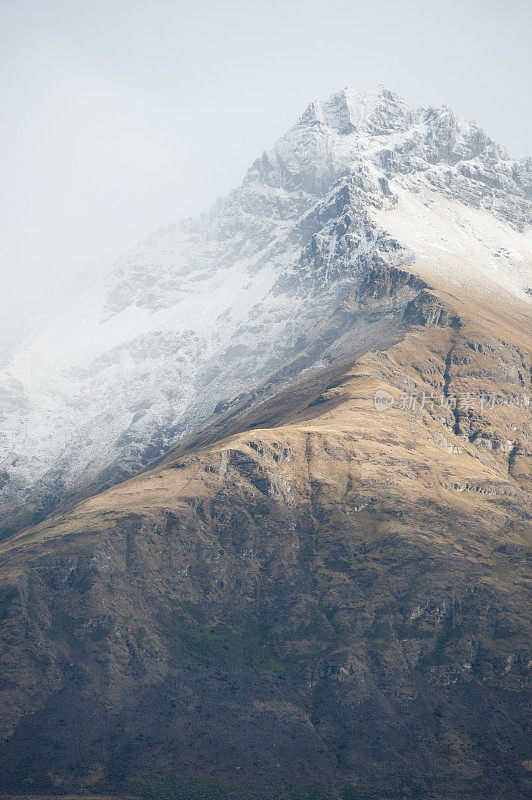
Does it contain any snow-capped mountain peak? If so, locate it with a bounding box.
[1,87,530,532]
[298,86,406,134]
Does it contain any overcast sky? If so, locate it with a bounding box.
[1,0,531,326]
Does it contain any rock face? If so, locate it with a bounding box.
[1,87,530,536]
[0,88,530,799]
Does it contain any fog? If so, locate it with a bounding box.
[1,0,530,328]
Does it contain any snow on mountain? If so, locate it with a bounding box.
[1,87,530,527]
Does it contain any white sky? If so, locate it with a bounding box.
[1,0,531,327]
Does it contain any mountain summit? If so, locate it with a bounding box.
[1,87,530,537]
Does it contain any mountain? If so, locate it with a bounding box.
[0,88,530,799]
[1,87,530,537]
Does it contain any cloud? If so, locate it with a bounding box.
[0,39,187,323]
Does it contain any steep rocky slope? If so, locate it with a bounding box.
[1,87,530,537]
[0,261,530,798]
